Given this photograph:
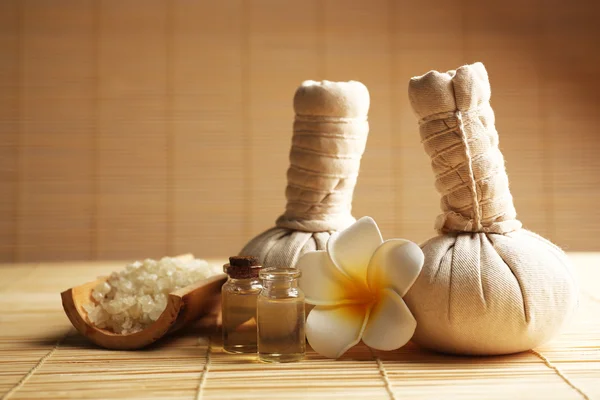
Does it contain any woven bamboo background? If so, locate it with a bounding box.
[1,0,599,263]
[0,255,598,399]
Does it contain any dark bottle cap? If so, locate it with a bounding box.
[224,256,262,279]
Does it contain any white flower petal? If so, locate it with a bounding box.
[306,304,370,359]
[367,239,424,296]
[327,216,383,286]
[362,288,416,351]
[297,251,360,306]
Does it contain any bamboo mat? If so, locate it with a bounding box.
[3,1,600,265]
[0,255,598,400]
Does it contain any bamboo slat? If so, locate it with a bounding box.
[2,0,600,263]
[0,255,599,399]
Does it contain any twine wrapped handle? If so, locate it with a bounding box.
[408,62,522,234]
[275,80,370,232]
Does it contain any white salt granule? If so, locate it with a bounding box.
[83,256,221,334]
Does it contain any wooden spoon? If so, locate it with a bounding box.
[61,267,226,350]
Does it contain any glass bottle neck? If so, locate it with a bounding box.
[261,278,301,299]
[262,279,298,291]
[227,277,261,289]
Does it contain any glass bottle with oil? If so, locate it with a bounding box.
[221,256,262,354]
[257,267,305,363]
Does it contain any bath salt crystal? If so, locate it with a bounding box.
[85,256,221,334]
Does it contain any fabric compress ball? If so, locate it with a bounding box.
[404,62,578,355]
[240,80,370,268]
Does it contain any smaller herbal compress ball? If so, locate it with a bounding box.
[241,80,370,268]
[404,62,578,355]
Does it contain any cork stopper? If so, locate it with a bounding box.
[224,256,262,279]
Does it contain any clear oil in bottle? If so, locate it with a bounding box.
[257,268,305,363]
[221,256,262,354]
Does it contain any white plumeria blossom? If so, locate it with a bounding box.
[297,216,424,358]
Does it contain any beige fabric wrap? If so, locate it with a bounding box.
[404,62,578,355]
[240,80,370,268]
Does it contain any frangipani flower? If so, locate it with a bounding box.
[297,216,424,358]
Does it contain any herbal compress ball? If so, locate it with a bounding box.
[404,62,578,355]
[241,80,370,268]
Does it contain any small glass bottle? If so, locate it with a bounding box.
[221,256,262,354]
[257,267,305,363]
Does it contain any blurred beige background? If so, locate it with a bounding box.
[1,0,599,262]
